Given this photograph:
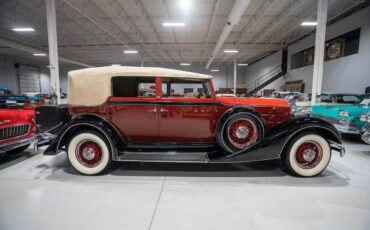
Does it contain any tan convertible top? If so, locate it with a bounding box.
[68,66,212,106]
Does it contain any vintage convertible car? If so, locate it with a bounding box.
[0,95,36,156]
[311,94,370,136]
[35,66,345,176]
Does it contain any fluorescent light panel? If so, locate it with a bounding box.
[124,50,138,54]
[12,27,35,32]
[238,63,248,66]
[210,69,220,72]
[224,49,239,53]
[32,53,46,56]
[301,21,317,26]
[180,63,191,66]
[163,22,186,27]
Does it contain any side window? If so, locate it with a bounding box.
[320,94,332,103]
[112,77,156,97]
[341,95,360,103]
[161,78,213,98]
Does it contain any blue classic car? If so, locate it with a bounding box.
[0,86,13,94]
[311,94,370,135]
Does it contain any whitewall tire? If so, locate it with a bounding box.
[67,131,112,175]
[284,133,331,177]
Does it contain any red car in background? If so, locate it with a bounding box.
[0,95,36,156]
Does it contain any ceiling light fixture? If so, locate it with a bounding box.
[238,63,248,66]
[210,69,220,72]
[224,49,239,53]
[12,27,35,32]
[301,21,317,26]
[124,50,138,54]
[180,0,191,10]
[163,22,186,27]
[180,63,191,66]
[32,53,46,56]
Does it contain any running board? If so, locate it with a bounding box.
[116,151,209,163]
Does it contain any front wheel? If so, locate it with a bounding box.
[283,133,331,177]
[67,131,112,175]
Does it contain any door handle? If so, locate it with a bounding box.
[160,108,168,113]
[148,108,157,112]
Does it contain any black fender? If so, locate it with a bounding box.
[211,116,342,163]
[44,114,124,160]
[216,106,266,151]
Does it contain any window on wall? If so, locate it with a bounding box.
[291,28,361,69]
[19,65,41,93]
[161,78,213,98]
[112,77,156,97]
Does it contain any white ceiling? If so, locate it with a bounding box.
[0,0,367,68]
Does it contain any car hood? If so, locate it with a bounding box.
[217,96,289,107]
[0,109,34,126]
[311,104,368,118]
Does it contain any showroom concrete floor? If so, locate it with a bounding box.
[0,140,369,230]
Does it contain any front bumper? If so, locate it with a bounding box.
[0,136,36,154]
[361,127,370,144]
[312,115,360,134]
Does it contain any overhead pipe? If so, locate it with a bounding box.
[0,37,94,68]
[205,0,252,69]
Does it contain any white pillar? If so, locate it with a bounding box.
[311,0,328,105]
[141,45,144,67]
[46,0,61,104]
[233,58,237,95]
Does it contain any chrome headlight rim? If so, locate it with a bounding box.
[339,110,350,117]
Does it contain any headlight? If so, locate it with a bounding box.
[360,114,367,122]
[339,110,350,117]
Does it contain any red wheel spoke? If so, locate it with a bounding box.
[75,140,103,168]
[227,119,258,150]
[295,141,323,169]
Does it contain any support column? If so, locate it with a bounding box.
[311,0,328,105]
[233,58,237,95]
[141,45,144,67]
[46,0,61,104]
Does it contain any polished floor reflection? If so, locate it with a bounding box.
[0,140,369,230]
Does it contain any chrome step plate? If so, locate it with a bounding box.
[117,151,209,163]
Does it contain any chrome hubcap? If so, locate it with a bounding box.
[303,149,316,162]
[82,148,96,160]
[236,126,249,139]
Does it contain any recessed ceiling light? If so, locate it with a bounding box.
[301,21,317,26]
[32,53,46,56]
[224,49,239,53]
[210,69,220,72]
[238,63,248,66]
[180,63,191,66]
[163,22,186,27]
[124,50,138,54]
[12,27,35,32]
[180,0,191,10]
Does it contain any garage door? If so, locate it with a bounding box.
[19,65,41,93]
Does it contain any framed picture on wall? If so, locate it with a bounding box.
[303,48,315,66]
[325,38,345,60]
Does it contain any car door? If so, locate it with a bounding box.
[108,76,159,142]
[157,77,221,143]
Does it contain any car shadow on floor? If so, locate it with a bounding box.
[0,151,38,170]
[34,153,349,187]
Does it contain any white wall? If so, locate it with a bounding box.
[286,6,370,93]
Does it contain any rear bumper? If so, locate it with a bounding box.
[328,140,345,157]
[0,136,35,154]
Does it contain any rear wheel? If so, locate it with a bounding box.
[67,131,112,175]
[218,113,262,153]
[283,132,331,177]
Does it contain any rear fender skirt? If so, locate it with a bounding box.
[211,116,342,163]
[44,115,124,160]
